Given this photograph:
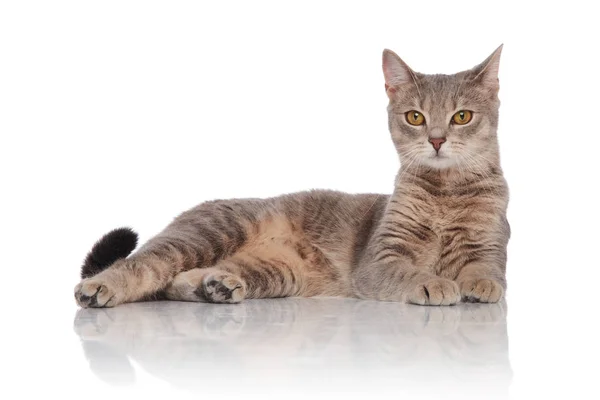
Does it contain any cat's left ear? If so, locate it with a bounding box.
[471,44,503,90]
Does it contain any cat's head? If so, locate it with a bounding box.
[383,46,503,170]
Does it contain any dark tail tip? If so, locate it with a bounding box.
[81,227,138,279]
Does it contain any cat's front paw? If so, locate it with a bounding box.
[408,277,460,306]
[458,278,504,303]
[74,279,122,308]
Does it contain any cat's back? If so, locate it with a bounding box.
[173,189,390,244]
[277,189,390,238]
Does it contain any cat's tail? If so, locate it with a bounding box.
[81,227,138,279]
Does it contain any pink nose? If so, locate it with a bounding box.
[428,137,446,152]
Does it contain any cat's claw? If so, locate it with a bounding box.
[74,279,120,308]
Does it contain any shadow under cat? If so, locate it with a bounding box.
[73,298,512,398]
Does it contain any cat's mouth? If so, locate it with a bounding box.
[431,153,449,159]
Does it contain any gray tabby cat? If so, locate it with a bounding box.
[75,46,509,308]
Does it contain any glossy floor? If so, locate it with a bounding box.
[73,298,511,399]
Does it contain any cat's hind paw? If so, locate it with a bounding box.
[197,272,246,304]
[74,279,121,308]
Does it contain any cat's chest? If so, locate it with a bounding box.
[430,198,481,230]
[416,187,498,227]
[417,195,499,267]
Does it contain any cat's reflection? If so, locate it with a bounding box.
[74,298,512,396]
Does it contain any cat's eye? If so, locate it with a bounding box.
[406,111,425,126]
[452,110,473,125]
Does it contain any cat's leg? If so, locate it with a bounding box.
[455,263,505,303]
[163,212,347,304]
[75,201,256,308]
[74,250,198,308]
[353,260,461,306]
[352,219,461,306]
[165,252,308,304]
[74,246,247,308]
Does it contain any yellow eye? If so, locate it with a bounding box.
[452,110,473,125]
[406,111,425,126]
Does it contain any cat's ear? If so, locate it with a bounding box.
[382,49,415,95]
[471,44,503,89]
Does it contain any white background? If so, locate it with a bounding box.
[1,1,599,399]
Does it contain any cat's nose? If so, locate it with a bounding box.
[428,137,446,152]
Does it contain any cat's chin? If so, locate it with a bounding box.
[422,155,457,170]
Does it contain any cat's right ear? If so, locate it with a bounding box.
[382,49,415,96]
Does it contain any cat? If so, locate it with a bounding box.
[74,46,509,308]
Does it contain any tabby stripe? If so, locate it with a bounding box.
[382,221,430,242]
[378,231,407,241]
[387,209,432,232]
[375,243,416,263]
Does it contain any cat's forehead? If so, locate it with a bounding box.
[418,72,474,108]
[422,72,466,90]
[394,71,486,111]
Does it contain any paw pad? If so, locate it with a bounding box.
[197,273,246,304]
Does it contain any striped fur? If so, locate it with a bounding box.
[75,47,509,308]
